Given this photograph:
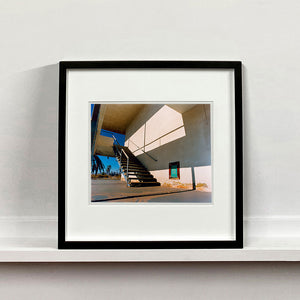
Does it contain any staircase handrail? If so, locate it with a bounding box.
[111,134,121,147]
[112,135,129,187]
[128,139,157,162]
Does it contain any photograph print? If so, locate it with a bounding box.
[59,61,243,249]
[91,103,212,203]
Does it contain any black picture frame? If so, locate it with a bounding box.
[58,61,243,250]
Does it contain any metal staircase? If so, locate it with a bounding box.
[113,143,160,187]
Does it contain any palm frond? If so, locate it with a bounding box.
[91,155,106,175]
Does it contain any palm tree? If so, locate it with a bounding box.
[91,155,105,175]
[106,165,112,175]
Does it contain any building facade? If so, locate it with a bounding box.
[124,104,211,191]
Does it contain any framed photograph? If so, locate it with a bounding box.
[58,61,243,249]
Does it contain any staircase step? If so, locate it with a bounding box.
[129,179,157,182]
[127,172,151,177]
[129,181,161,187]
[119,157,138,161]
[121,165,145,170]
[115,147,160,188]
[121,163,142,167]
[128,175,155,180]
[121,165,143,169]
[128,173,153,177]
[119,160,142,165]
[128,171,151,175]
[118,161,137,165]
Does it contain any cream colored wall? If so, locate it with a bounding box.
[125,104,211,191]
[94,135,115,157]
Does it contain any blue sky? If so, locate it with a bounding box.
[99,129,125,173]
[91,104,125,173]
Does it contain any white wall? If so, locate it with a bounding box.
[1,0,300,298]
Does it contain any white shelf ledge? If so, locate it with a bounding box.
[1,237,300,262]
[1,217,300,262]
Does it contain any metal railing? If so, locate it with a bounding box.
[112,135,130,187]
[128,139,157,162]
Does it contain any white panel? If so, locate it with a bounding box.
[65,69,235,241]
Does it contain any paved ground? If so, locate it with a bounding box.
[91,179,211,203]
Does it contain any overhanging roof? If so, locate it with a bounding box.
[99,103,197,135]
[101,104,145,134]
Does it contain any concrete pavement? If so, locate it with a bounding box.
[91,179,211,203]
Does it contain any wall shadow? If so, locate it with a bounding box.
[0,64,58,219]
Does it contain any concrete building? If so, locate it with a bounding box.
[92,103,211,191]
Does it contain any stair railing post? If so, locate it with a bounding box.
[126,156,129,187]
[112,134,131,187]
[120,148,130,187]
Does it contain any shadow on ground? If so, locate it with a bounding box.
[91,179,211,203]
